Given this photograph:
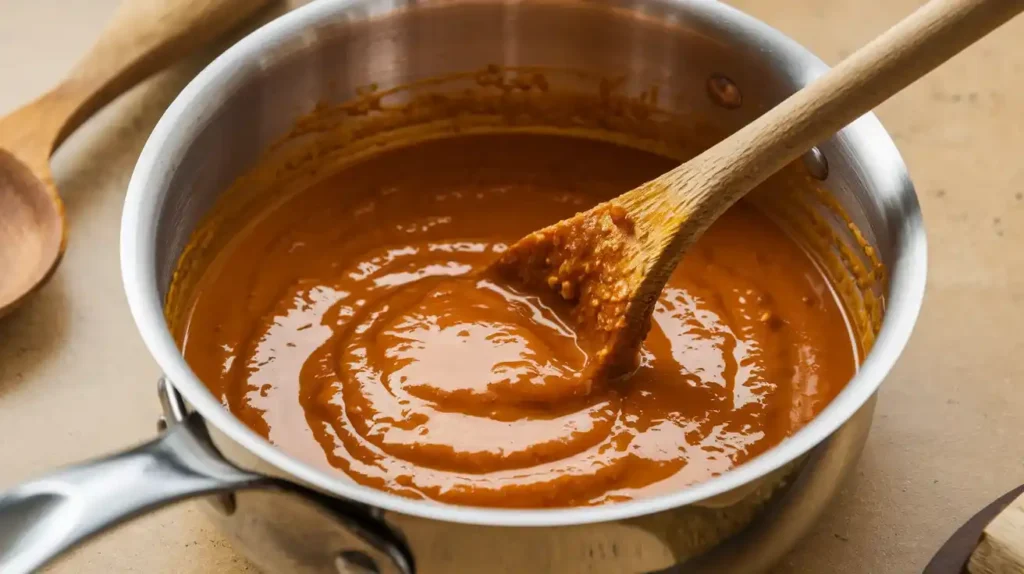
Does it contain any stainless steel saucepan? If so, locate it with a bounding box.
[0,0,926,572]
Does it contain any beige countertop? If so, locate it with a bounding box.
[2,0,1023,572]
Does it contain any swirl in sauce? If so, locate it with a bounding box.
[178,135,856,507]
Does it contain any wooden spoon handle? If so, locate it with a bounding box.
[50,0,275,149]
[666,0,1024,218]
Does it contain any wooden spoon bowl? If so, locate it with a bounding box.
[0,148,63,318]
[0,0,275,318]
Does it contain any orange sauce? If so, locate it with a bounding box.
[178,134,856,508]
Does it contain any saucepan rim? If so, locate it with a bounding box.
[120,0,926,527]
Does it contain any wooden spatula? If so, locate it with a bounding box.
[494,0,1024,378]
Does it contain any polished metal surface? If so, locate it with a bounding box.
[155,381,415,574]
[203,400,876,573]
[0,380,413,574]
[123,0,925,522]
[684,396,876,573]
[803,147,830,181]
[0,0,928,572]
[0,413,266,574]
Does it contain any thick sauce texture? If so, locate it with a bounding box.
[179,134,857,508]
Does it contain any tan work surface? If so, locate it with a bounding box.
[1,0,1022,572]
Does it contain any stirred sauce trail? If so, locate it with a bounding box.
[177,134,857,508]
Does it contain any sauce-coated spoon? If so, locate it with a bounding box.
[0,0,273,318]
[495,0,1024,376]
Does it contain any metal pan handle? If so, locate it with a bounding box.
[0,380,414,574]
[0,413,266,573]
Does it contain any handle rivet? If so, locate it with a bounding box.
[803,147,830,180]
[707,74,742,109]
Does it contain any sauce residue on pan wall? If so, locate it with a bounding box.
[176,134,858,508]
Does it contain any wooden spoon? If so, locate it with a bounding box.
[0,0,274,318]
[494,0,1024,377]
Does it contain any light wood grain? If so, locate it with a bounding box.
[969,492,1024,574]
[0,0,274,317]
[0,0,276,176]
[498,0,1024,370]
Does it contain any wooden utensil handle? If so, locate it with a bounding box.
[676,0,1024,213]
[51,0,275,147]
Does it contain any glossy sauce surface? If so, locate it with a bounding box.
[178,135,857,508]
